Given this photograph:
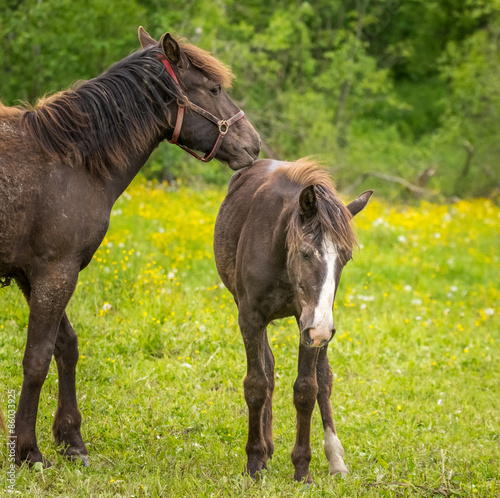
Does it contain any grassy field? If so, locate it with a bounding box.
[1,178,498,497]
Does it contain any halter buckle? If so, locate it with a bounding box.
[218,121,229,134]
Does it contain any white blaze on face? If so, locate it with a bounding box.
[309,237,337,346]
[324,426,348,475]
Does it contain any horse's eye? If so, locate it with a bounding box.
[300,250,310,261]
[210,85,221,96]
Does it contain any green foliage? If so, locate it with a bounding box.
[1,0,499,196]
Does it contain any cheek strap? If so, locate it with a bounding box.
[158,55,245,163]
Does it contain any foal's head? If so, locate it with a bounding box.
[286,172,372,348]
[139,27,261,170]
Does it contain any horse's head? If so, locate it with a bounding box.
[288,186,373,348]
[139,27,261,170]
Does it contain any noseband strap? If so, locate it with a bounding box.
[158,55,245,163]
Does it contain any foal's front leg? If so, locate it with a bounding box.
[316,346,348,475]
[291,344,320,483]
[53,312,88,466]
[239,309,272,477]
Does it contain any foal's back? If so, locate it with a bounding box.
[214,158,297,299]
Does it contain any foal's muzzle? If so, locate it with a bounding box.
[301,327,336,348]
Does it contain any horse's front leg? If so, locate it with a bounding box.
[316,345,348,475]
[291,344,320,483]
[14,265,78,467]
[239,308,272,477]
[53,312,88,466]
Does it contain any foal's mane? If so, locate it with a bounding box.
[281,158,357,265]
[9,41,232,179]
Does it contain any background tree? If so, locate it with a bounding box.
[1,0,499,198]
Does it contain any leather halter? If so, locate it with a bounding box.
[158,54,245,163]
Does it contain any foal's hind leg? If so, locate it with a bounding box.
[14,265,78,467]
[291,344,320,483]
[316,346,348,475]
[53,313,88,466]
[261,334,275,464]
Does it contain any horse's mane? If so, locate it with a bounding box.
[17,47,182,178]
[0,102,23,119]
[180,41,234,88]
[280,158,357,265]
[10,40,232,179]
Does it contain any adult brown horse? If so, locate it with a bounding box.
[0,27,260,468]
[214,158,372,483]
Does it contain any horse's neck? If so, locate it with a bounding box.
[101,137,164,205]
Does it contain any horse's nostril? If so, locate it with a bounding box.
[331,328,336,338]
[302,328,314,346]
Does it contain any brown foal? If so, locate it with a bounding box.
[214,158,372,482]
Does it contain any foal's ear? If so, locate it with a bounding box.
[299,185,317,218]
[160,33,182,64]
[346,190,374,217]
[138,26,157,48]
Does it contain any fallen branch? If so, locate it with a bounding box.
[345,171,439,198]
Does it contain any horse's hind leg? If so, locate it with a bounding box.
[53,312,88,466]
[14,265,78,467]
[291,344,319,483]
[316,346,348,475]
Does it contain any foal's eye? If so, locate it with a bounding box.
[210,85,221,96]
[300,250,310,261]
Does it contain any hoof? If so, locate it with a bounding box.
[27,455,52,469]
[60,446,89,467]
[245,455,268,480]
[293,471,313,484]
[243,469,259,480]
[243,466,265,481]
[16,446,52,469]
[59,444,88,460]
[329,461,348,476]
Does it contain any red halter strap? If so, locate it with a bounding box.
[158,55,245,163]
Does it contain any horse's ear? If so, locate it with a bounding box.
[346,190,373,217]
[160,33,181,64]
[138,26,157,48]
[299,185,317,218]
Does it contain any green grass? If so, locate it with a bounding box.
[1,179,498,497]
